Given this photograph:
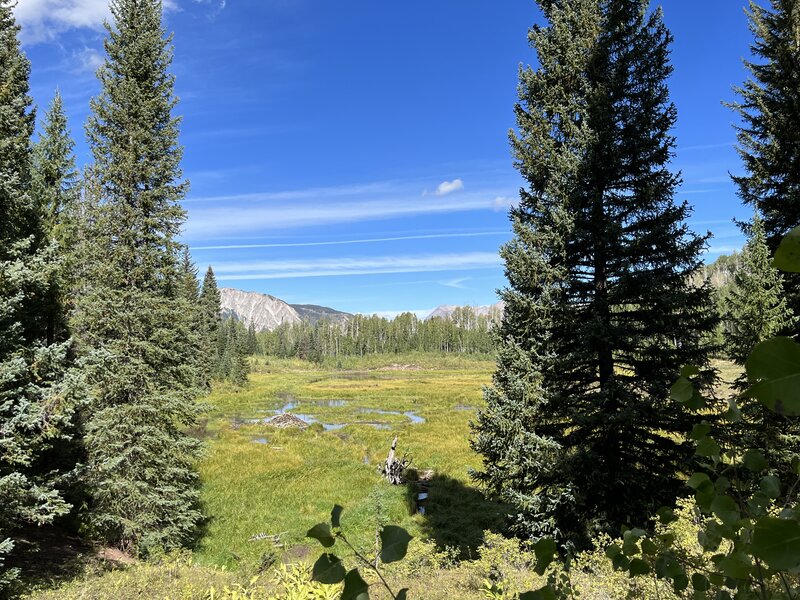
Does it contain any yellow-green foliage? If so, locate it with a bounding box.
[23,554,257,600]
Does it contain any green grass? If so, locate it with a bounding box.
[195,353,506,569]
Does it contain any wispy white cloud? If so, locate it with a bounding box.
[184,188,513,240]
[434,178,464,196]
[705,245,743,255]
[185,181,397,204]
[190,230,508,251]
[439,277,470,289]
[14,0,179,43]
[491,196,517,211]
[73,46,104,74]
[679,142,735,152]
[14,0,108,42]
[212,252,502,281]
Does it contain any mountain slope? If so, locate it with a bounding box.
[219,288,352,331]
[219,288,301,332]
[291,304,351,325]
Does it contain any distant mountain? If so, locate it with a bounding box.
[291,304,351,325]
[425,301,505,321]
[220,288,300,332]
[219,288,351,331]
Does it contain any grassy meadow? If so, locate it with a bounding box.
[194,352,507,570]
[22,352,745,599]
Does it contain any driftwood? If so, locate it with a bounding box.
[378,435,411,485]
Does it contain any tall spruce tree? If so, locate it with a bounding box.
[74,0,202,553]
[730,0,800,324]
[199,266,222,387]
[723,212,798,477]
[472,0,717,548]
[32,90,80,248]
[724,213,794,364]
[31,90,81,344]
[0,4,80,590]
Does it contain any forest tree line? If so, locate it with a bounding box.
[255,306,500,359]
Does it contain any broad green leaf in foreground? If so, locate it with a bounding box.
[379,525,412,564]
[520,586,557,600]
[751,517,800,571]
[745,337,800,415]
[307,523,336,548]
[312,553,346,584]
[773,226,800,272]
[331,504,344,529]
[533,537,556,574]
[341,569,370,600]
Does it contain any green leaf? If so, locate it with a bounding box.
[687,473,711,490]
[715,476,731,493]
[379,525,413,564]
[696,437,721,459]
[745,337,800,415]
[747,491,772,517]
[698,525,722,552]
[312,553,346,584]
[533,537,557,575]
[396,590,408,600]
[751,517,800,571]
[656,506,678,524]
[672,572,689,593]
[773,226,800,272]
[341,569,370,600]
[681,365,701,377]
[628,558,651,576]
[331,505,344,529]
[743,449,768,472]
[307,523,336,548]
[710,495,740,528]
[692,573,710,592]
[641,538,658,555]
[605,544,622,559]
[690,422,711,441]
[622,529,644,556]
[760,475,781,499]
[719,552,752,580]
[671,377,693,403]
[519,586,557,600]
[612,552,630,571]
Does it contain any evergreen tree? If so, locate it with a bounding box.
[730,0,800,323]
[0,4,79,589]
[246,322,258,355]
[177,247,205,390]
[74,0,202,553]
[471,0,717,548]
[32,90,80,248]
[724,213,794,364]
[723,212,798,477]
[31,90,80,344]
[199,266,222,386]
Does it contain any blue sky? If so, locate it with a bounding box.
[18,0,754,316]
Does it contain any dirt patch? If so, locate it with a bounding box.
[377,363,422,371]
